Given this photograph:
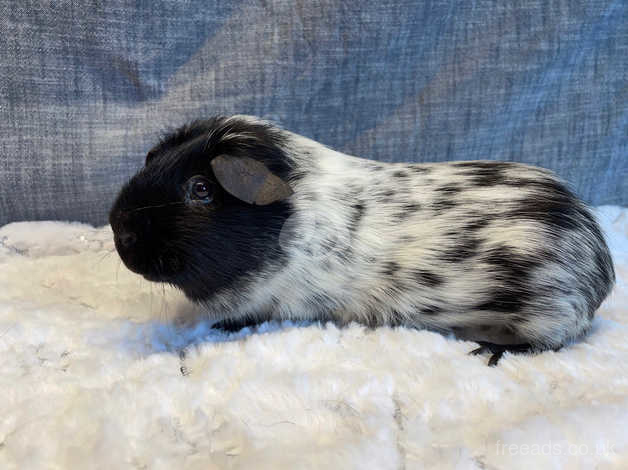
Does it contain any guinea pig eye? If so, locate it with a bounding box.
[194,182,209,198]
[185,176,215,203]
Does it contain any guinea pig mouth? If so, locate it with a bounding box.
[113,236,180,282]
[122,255,179,283]
[142,271,169,282]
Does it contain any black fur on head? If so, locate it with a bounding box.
[109,116,294,302]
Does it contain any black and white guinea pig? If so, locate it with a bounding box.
[109,115,615,365]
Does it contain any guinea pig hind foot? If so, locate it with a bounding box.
[469,341,540,367]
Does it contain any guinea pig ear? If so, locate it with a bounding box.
[210,155,293,205]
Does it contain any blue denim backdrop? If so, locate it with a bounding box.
[1,1,626,226]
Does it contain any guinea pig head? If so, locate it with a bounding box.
[108,117,294,302]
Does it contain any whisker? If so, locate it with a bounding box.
[94,250,114,267]
[161,283,169,323]
[149,282,154,317]
[127,201,186,214]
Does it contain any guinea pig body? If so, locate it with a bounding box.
[110,116,615,363]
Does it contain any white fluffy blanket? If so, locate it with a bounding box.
[1,207,627,470]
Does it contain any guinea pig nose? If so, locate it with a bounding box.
[118,231,137,248]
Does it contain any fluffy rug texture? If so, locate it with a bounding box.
[0,207,627,470]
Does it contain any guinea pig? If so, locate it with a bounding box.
[109,115,615,365]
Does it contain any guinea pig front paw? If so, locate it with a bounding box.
[211,316,267,332]
[468,341,535,366]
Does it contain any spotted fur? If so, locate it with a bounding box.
[110,115,615,352]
